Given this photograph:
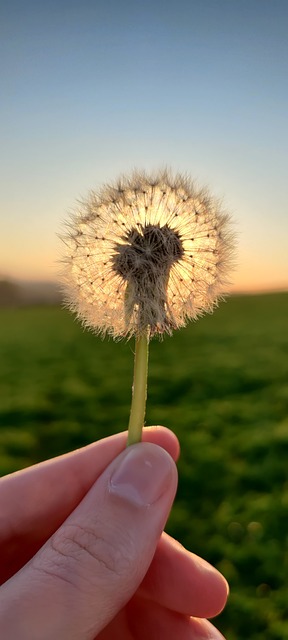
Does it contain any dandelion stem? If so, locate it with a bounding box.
[127,329,149,446]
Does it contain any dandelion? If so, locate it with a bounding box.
[60,169,235,444]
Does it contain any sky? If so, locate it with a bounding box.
[0,0,287,292]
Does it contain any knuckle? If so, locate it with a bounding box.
[45,522,132,585]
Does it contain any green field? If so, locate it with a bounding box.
[0,293,288,639]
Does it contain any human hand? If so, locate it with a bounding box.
[0,426,228,639]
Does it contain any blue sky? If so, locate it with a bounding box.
[1,0,287,290]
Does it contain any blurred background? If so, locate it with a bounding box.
[0,1,288,638]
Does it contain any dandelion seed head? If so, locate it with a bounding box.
[60,169,235,338]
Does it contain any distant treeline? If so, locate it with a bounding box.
[0,279,62,307]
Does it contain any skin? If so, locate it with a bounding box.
[0,426,228,639]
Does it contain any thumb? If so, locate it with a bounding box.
[0,443,178,640]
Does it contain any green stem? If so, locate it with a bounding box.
[127,329,149,446]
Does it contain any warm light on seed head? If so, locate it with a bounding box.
[60,170,235,338]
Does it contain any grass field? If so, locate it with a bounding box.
[0,293,288,639]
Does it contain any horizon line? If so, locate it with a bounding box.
[0,275,287,297]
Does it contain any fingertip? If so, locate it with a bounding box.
[211,570,229,616]
[141,532,229,620]
[142,426,180,462]
[189,554,230,618]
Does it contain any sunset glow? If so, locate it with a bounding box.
[1,0,287,294]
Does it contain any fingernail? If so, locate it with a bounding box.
[110,443,174,507]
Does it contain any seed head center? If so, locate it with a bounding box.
[112,223,184,283]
